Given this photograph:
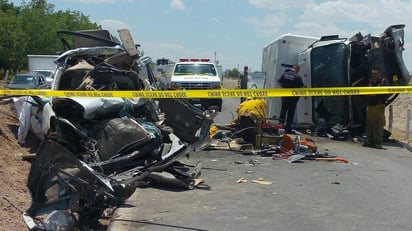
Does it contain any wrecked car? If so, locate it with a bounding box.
[23,29,215,230]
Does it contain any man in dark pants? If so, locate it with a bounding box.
[278,65,304,133]
[240,66,248,102]
[363,68,389,149]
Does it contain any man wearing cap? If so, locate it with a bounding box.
[277,65,304,134]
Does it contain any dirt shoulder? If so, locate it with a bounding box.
[0,101,40,231]
[385,94,412,143]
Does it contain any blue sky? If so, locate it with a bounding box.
[11,0,412,72]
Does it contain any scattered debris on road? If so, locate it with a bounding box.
[251,178,273,186]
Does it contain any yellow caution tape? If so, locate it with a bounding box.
[0,86,411,99]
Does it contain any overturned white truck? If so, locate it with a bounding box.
[262,24,411,134]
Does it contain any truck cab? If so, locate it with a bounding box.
[263,24,411,131]
[169,59,222,111]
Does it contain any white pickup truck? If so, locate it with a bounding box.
[169,59,222,111]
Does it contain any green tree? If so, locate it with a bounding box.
[0,1,28,73]
[0,0,14,12]
[230,68,240,77]
[20,0,57,55]
[0,0,100,71]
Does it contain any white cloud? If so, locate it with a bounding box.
[59,0,133,3]
[147,43,185,50]
[247,0,412,39]
[245,14,289,37]
[170,0,185,10]
[142,42,185,59]
[298,1,412,37]
[245,0,412,71]
[142,42,218,64]
[100,19,130,33]
[248,0,310,10]
[293,21,345,38]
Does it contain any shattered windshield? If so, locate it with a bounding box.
[311,43,347,87]
[310,43,349,127]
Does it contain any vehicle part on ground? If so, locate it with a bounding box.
[148,161,202,190]
[293,136,318,154]
[287,153,349,164]
[23,29,216,230]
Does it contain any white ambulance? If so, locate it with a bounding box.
[169,58,222,111]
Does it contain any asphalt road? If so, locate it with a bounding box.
[108,98,412,231]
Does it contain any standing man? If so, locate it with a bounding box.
[277,64,304,133]
[240,66,248,102]
[363,68,389,149]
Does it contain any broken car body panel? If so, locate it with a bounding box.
[24,29,215,230]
